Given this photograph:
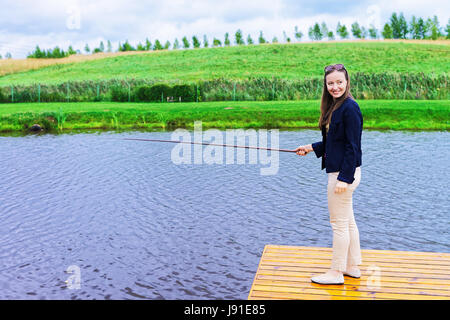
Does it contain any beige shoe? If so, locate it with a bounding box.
[311,272,344,285]
[343,266,361,278]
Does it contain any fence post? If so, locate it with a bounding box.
[272,81,275,100]
[233,82,236,101]
[128,83,131,102]
[38,83,41,103]
[403,82,407,99]
[196,84,199,103]
[97,84,100,100]
[66,82,70,102]
[11,86,14,103]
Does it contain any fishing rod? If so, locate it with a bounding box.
[123,138,299,153]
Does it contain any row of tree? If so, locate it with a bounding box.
[19,12,450,59]
[26,45,77,59]
[308,13,447,41]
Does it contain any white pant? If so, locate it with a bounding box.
[327,167,362,271]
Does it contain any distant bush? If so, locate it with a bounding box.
[135,86,151,101]
[110,86,130,102]
[172,84,195,102]
[136,84,172,102]
[136,83,195,102]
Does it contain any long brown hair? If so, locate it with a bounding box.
[318,65,354,129]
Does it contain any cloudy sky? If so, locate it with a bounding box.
[1,0,448,58]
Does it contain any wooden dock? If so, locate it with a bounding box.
[248,244,450,300]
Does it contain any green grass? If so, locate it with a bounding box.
[0,100,448,134]
[0,42,449,86]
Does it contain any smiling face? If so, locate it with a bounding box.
[326,70,347,99]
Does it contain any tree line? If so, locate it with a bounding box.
[16,12,450,59]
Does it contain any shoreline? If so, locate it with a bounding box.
[2,126,447,138]
[0,100,448,135]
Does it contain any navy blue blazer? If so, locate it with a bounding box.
[312,97,363,184]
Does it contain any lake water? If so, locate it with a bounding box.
[0,129,449,299]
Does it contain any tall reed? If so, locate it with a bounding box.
[0,72,448,103]
[56,106,66,131]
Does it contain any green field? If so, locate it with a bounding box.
[1,42,449,86]
[0,41,448,134]
[0,100,448,134]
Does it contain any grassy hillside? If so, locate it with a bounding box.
[0,100,448,133]
[0,41,449,86]
[0,51,147,77]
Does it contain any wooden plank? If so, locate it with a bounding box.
[263,251,450,265]
[256,271,450,288]
[252,279,450,297]
[262,252,450,266]
[255,273,450,289]
[260,260,450,274]
[250,284,449,300]
[250,290,382,300]
[261,257,450,271]
[264,252,450,264]
[266,245,450,259]
[248,245,450,300]
[261,254,450,270]
[258,265,450,280]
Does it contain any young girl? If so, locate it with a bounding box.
[295,64,363,285]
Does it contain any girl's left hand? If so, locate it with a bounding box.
[335,180,348,194]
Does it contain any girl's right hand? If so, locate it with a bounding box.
[295,144,313,156]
